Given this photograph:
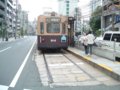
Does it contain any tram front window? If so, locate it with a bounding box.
[47,22,60,33]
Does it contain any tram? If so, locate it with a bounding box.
[37,12,68,50]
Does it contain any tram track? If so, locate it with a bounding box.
[62,51,96,80]
[35,50,120,86]
[41,50,97,83]
[42,52,53,84]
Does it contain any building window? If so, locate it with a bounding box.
[66,11,69,15]
[1,0,5,3]
[66,8,69,11]
[66,3,69,7]
[66,1,69,3]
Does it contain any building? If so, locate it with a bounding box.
[0,0,5,21]
[27,19,36,35]
[90,0,102,14]
[102,0,120,31]
[0,0,29,39]
[21,11,28,35]
[17,4,22,31]
[0,0,16,40]
[58,0,78,16]
[74,7,81,34]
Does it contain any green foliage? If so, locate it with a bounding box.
[89,16,101,34]
[96,30,101,36]
[20,28,24,36]
[91,6,102,17]
[89,6,102,36]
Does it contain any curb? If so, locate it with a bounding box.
[67,49,120,81]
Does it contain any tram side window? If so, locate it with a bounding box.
[40,22,44,34]
[111,34,120,42]
[103,33,112,41]
[62,23,66,34]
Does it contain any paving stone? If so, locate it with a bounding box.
[103,79,120,86]
[76,80,101,86]
[96,76,113,82]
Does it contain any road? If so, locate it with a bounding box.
[0,36,42,90]
[0,36,120,90]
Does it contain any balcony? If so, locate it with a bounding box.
[0,9,5,15]
[103,0,111,6]
[103,4,120,16]
[0,1,5,8]
[103,9,120,16]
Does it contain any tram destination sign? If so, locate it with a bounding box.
[46,18,61,23]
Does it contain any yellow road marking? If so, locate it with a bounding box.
[114,61,120,64]
[98,64,113,72]
[84,56,91,61]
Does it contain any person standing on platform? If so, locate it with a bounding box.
[87,31,95,55]
[79,33,88,55]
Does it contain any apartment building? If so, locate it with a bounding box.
[58,0,78,16]
[0,0,5,20]
[0,0,16,39]
[102,0,120,31]
[74,7,81,33]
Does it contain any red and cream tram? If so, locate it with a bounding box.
[37,12,68,50]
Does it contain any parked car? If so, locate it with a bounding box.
[94,36,103,46]
[100,31,120,60]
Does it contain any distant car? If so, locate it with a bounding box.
[94,36,103,46]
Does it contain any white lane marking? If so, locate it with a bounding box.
[45,54,63,57]
[0,47,11,53]
[23,89,32,90]
[0,85,9,90]
[9,40,36,88]
[49,62,84,67]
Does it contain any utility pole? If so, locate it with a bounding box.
[101,0,104,36]
[111,0,115,31]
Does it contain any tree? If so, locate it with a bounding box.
[20,27,24,37]
[89,6,102,36]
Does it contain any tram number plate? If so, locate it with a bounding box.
[51,39,56,42]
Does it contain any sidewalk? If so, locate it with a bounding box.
[68,47,120,81]
[0,37,15,43]
[0,37,24,43]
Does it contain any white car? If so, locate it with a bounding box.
[100,31,120,60]
[94,36,103,46]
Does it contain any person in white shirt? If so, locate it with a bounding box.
[79,33,88,55]
[87,31,95,55]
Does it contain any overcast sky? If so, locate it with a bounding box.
[19,0,90,21]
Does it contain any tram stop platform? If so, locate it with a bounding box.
[68,47,120,81]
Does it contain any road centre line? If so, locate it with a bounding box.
[0,47,11,53]
[9,40,36,88]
